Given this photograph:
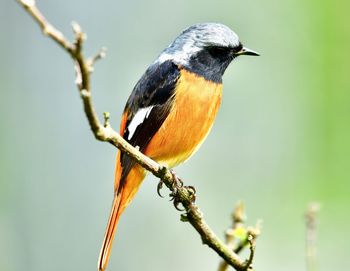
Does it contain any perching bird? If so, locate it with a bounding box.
[98,22,259,271]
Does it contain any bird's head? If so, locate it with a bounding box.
[156,23,259,82]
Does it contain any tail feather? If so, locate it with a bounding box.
[98,193,123,271]
[98,165,145,271]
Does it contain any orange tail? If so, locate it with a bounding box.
[98,161,145,271]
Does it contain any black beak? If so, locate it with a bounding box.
[237,47,260,56]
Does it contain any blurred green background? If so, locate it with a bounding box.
[1,0,349,270]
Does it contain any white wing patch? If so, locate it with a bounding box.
[127,106,153,140]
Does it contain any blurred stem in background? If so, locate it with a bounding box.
[305,202,320,271]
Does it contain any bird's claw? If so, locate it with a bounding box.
[171,185,196,211]
[173,197,184,211]
[185,185,197,203]
[168,169,185,210]
[157,169,196,210]
[170,170,197,210]
[157,180,165,198]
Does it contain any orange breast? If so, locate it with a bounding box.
[144,69,222,167]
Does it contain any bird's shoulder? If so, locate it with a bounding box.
[125,60,181,114]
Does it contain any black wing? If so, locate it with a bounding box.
[119,60,180,185]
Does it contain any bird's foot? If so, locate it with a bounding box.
[157,168,197,210]
[167,169,184,210]
[157,168,183,197]
[157,165,170,197]
[171,185,196,211]
[168,170,197,210]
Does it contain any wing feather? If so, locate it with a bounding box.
[118,60,180,190]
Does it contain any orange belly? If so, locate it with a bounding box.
[144,69,222,167]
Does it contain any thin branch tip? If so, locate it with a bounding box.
[232,201,246,224]
[99,47,107,58]
[103,112,110,127]
[218,203,260,271]
[71,21,82,35]
[71,21,86,55]
[87,47,107,72]
[19,0,35,8]
[247,224,261,238]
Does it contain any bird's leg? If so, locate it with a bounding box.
[167,169,184,210]
[169,170,197,210]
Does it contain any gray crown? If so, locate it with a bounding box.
[157,23,241,65]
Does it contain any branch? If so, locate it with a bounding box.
[218,203,261,271]
[17,1,256,270]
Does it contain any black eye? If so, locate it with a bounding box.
[232,43,243,54]
[207,46,230,58]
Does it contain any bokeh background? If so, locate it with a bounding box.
[1,0,349,270]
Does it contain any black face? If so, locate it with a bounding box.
[186,43,243,83]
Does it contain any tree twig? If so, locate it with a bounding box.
[17,1,256,270]
[218,203,261,271]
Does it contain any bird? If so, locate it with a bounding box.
[98,22,259,271]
